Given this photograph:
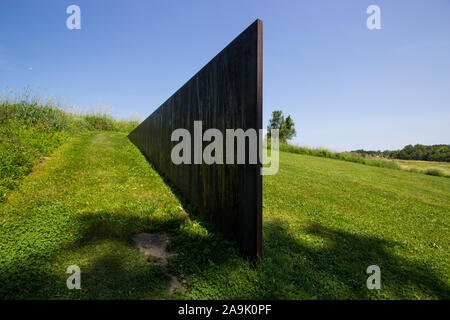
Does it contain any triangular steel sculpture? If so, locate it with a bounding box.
[129,20,263,261]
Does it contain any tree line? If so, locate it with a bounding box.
[352,144,450,162]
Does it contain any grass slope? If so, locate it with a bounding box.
[0,133,449,299]
[278,143,450,178]
[264,152,449,299]
[277,143,401,170]
[0,101,139,201]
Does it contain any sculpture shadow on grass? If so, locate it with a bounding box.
[2,207,449,299]
[262,219,450,299]
[131,151,450,299]
[52,209,239,299]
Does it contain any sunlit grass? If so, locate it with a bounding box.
[394,159,450,177]
[0,99,139,201]
[1,132,448,299]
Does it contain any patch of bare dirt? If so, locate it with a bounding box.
[132,232,186,293]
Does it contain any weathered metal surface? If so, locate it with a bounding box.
[128,20,263,260]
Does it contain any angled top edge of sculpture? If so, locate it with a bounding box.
[129,19,263,261]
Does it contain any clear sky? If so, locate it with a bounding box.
[1,0,449,151]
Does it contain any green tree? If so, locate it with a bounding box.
[267,110,297,143]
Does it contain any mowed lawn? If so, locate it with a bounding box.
[0,132,449,299]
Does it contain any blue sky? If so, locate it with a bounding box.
[1,0,449,151]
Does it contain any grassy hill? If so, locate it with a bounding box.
[278,143,449,178]
[1,129,448,299]
[0,101,138,201]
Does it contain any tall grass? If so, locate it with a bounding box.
[424,168,447,177]
[0,95,139,201]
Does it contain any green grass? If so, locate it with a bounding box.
[0,101,139,201]
[277,143,401,170]
[277,143,450,178]
[394,159,450,177]
[1,132,449,299]
[263,151,449,299]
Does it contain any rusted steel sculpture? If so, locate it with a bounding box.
[129,20,263,260]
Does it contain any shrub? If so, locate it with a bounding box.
[83,114,117,131]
